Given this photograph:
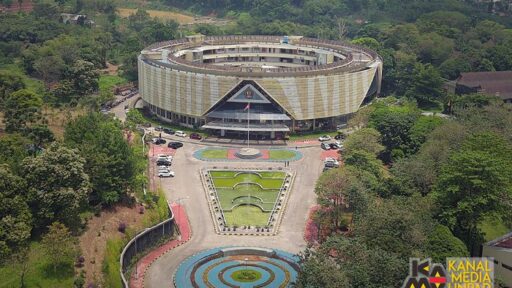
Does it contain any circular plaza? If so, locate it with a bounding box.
[174,247,300,288]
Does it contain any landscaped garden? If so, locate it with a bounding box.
[194,148,302,162]
[208,170,287,227]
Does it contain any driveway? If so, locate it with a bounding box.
[144,140,323,287]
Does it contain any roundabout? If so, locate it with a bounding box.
[174,247,300,288]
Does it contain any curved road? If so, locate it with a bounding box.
[144,140,322,287]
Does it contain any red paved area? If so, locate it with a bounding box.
[129,203,191,288]
[260,149,270,159]
[227,149,237,160]
[320,149,340,160]
[149,143,177,157]
[304,205,320,245]
[148,144,177,192]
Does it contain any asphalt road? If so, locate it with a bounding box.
[144,139,322,287]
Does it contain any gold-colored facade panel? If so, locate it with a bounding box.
[138,58,379,120]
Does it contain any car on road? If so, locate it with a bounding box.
[318,135,331,141]
[163,128,174,135]
[321,142,331,150]
[189,133,202,140]
[158,167,171,173]
[175,131,187,137]
[152,138,166,145]
[334,133,345,140]
[329,142,341,149]
[168,142,184,149]
[158,170,175,177]
[323,166,334,172]
[324,157,340,168]
[157,155,172,162]
[156,160,171,166]
[155,126,163,132]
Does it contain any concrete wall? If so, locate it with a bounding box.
[139,57,381,121]
[482,245,512,286]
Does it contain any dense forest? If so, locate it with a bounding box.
[0,0,511,287]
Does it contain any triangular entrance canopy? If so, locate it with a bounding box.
[227,84,271,104]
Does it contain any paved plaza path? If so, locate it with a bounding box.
[139,140,323,288]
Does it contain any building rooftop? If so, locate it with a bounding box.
[486,231,512,249]
[457,71,512,100]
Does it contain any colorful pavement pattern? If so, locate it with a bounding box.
[174,247,300,288]
[129,203,191,288]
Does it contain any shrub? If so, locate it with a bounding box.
[118,222,127,233]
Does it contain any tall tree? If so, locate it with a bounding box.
[22,144,90,231]
[0,71,25,109]
[65,113,135,206]
[0,165,32,261]
[41,222,77,273]
[3,89,43,133]
[434,133,512,254]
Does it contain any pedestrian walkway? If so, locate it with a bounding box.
[320,149,340,160]
[129,203,191,288]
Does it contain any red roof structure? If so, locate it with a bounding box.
[456,71,512,102]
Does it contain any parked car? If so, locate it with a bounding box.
[157,155,172,163]
[175,131,187,137]
[321,142,331,150]
[329,142,341,149]
[189,133,202,140]
[157,165,170,170]
[334,133,346,140]
[158,170,175,177]
[163,128,174,135]
[152,138,166,145]
[156,160,171,166]
[157,154,172,159]
[318,135,331,141]
[168,142,184,149]
[323,166,334,172]
[324,157,340,168]
[155,126,163,132]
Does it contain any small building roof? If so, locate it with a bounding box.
[485,231,512,249]
[457,71,512,100]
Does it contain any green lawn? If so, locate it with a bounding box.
[201,149,228,159]
[209,170,286,226]
[479,216,511,241]
[0,242,74,288]
[269,150,298,160]
[98,74,128,93]
[223,206,271,227]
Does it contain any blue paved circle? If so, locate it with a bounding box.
[174,247,300,288]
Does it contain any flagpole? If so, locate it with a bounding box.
[247,102,250,148]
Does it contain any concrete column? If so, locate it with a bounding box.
[221,130,225,137]
[271,131,275,138]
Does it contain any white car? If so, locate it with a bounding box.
[158,165,171,170]
[321,142,331,150]
[318,135,331,141]
[157,154,173,160]
[158,170,175,177]
[175,131,187,137]
[324,158,340,168]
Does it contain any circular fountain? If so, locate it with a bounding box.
[235,148,262,159]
